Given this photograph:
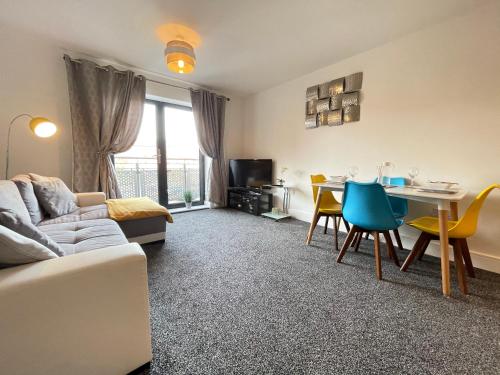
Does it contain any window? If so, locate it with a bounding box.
[115,100,205,208]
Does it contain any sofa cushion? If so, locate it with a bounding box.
[0,181,31,223]
[38,219,128,255]
[0,210,64,256]
[38,204,109,226]
[11,176,45,225]
[0,224,58,267]
[32,178,78,218]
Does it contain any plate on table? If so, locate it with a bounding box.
[417,187,460,194]
[328,176,347,184]
[427,181,459,190]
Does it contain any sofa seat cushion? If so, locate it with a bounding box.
[38,204,109,226]
[38,219,128,255]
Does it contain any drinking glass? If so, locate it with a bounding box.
[348,166,359,181]
[408,167,419,186]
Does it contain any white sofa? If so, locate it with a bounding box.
[0,183,153,374]
[0,243,152,375]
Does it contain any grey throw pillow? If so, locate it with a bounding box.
[28,173,55,182]
[0,210,64,256]
[12,177,46,225]
[32,178,78,219]
[0,224,58,267]
[0,180,31,223]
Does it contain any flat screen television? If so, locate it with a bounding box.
[229,159,273,188]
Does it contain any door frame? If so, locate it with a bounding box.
[147,99,205,208]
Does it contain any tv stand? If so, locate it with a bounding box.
[227,187,272,216]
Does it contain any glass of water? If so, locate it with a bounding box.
[408,167,419,186]
[348,166,359,181]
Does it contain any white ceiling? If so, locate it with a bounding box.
[0,0,491,96]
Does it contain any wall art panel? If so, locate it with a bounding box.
[305,72,362,129]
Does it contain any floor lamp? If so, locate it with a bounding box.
[5,114,58,179]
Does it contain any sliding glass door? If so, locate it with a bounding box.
[115,100,204,208]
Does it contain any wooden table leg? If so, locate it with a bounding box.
[306,187,323,245]
[438,203,451,297]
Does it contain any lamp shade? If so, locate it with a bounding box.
[29,117,57,138]
[164,40,196,74]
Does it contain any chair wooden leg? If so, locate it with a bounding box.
[460,239,475,278]
[354,231,363,252]
[373,231,382,280]
[336,226,358,263]
[401,232,429,271]
[385,234,393,260]
[393,229,404,251]
[383,231,399,267]
[323,216,329,234]
[351,232,358,248]
[342,217,350,232]
[333,215,339,251]
[417,236,432,260]
[452,240,468,294]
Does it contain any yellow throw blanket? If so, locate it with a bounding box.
[106,197,173,223]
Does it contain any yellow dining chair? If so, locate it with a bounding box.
[401,184,500,293]
[310,174,350,250]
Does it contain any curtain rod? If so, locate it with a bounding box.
[145,78,230,102]
[63,56,230,101]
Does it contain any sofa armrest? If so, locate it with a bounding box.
[75,192,106,207]
[0,243,152,375]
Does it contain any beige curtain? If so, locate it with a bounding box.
[64,55,145,198]
[190,89,227,206]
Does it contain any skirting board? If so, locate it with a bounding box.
[128,232,165,245]
[289,207,500,274]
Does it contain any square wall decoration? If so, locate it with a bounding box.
[304,72,363,129]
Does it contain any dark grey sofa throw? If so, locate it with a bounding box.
[190,89,227,206]
[64,55,146,198]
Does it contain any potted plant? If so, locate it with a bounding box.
[183,190,193,209]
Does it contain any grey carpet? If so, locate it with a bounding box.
[139,209,500,374]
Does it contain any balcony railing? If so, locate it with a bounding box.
[114,156,201,204]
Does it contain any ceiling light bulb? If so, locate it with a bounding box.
[178,60,185,68]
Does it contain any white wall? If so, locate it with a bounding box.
[0,25,72,183]
[242,3,500,273]
[0,24,244,187]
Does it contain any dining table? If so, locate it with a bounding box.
[306,181,468,297]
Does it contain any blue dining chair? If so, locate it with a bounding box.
[359,176,408,250]
[336,181,403,280]
[381,176,408,217]
[381,176,408,250]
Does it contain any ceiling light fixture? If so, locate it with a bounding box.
[165,40,196,74]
